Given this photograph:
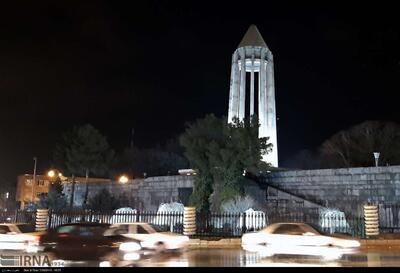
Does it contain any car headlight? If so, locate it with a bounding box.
[99,261,111,267]
[346,240,360,248]
[119,242,141,252]
[123,253,140,261]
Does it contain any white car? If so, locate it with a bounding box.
[241,222,360,260]
[110,222,189,252]
[0,223,44,253]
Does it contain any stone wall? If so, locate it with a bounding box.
[61,174,326,212]
[63,175,195,211]
[62,165,400,213]
[263,165,400,214]
[136,175,194,211]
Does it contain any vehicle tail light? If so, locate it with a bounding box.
[33,235,41,244]
[25,235,42,253]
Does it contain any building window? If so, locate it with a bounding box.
[25,179,32,186]
[37,180,48,187]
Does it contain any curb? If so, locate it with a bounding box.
[189,238,241,248]
[189,238,400,248]
[360,239,400,248]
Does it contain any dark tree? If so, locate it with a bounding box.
[320,120,400,168]
[38,178,68,211]
[117,137,189,178]
[87,188,120,212]
[53,124,115,207]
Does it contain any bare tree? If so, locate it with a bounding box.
[283,149,321,170]
[320,121,400,168]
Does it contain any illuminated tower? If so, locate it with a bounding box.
[227,25,278,167]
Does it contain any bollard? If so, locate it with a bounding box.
[364,204,379,237]
[183,207,196,236]
[35,209,49,232]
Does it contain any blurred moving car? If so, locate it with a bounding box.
[110,222,189,252]
[0,223,43,253]
[38,222,152,266]
[241,222,360,260]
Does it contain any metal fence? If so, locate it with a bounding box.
[0,210,36,224]
[379,203,400,233]
[47,210,184,233]
[1,208,365,238]
[195,210,365,238]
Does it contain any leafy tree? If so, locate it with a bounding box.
[179,114,223,212]
[180,114,271,212]
[38,178,67,211]
[320,121,400,168]
[53,124,115,208]
[212,116,271,204]
[87,188,120,212]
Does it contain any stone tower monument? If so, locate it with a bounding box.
[227,25,278,167]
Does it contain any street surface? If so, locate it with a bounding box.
[3,247,400,267]
[138,247,400,267]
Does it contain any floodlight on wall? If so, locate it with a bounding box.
[373,152,380,167]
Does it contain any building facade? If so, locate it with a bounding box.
[16,174,111,209]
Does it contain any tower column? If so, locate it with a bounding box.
[239,48,246,120]
[228,51,240,122]
[265,50,278,166]
[250,54,255,116]
[259,48,266,133]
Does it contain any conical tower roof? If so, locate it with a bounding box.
[237,25,268,48]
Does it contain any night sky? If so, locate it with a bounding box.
[1,1,399,187]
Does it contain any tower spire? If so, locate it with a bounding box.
[238,24,268,48]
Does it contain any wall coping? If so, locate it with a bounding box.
[268,165,400,178]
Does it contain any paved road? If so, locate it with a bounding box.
[137,247,400,267]
[2,247,400,267]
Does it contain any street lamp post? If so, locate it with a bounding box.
[69,175,76,209]
[83,168,89,208]
[31,157,37,204]
[373,152,380,167]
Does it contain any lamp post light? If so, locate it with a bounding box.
[47,170,56,178]
[47,169,63,178]
[47,169,64,185]
[373,152,380,167]
[3,192,9,212]
[118,175,129,184]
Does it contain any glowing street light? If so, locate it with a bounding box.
[47,170,56,178]
[47,169,64,183]
[118,175,129,184]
